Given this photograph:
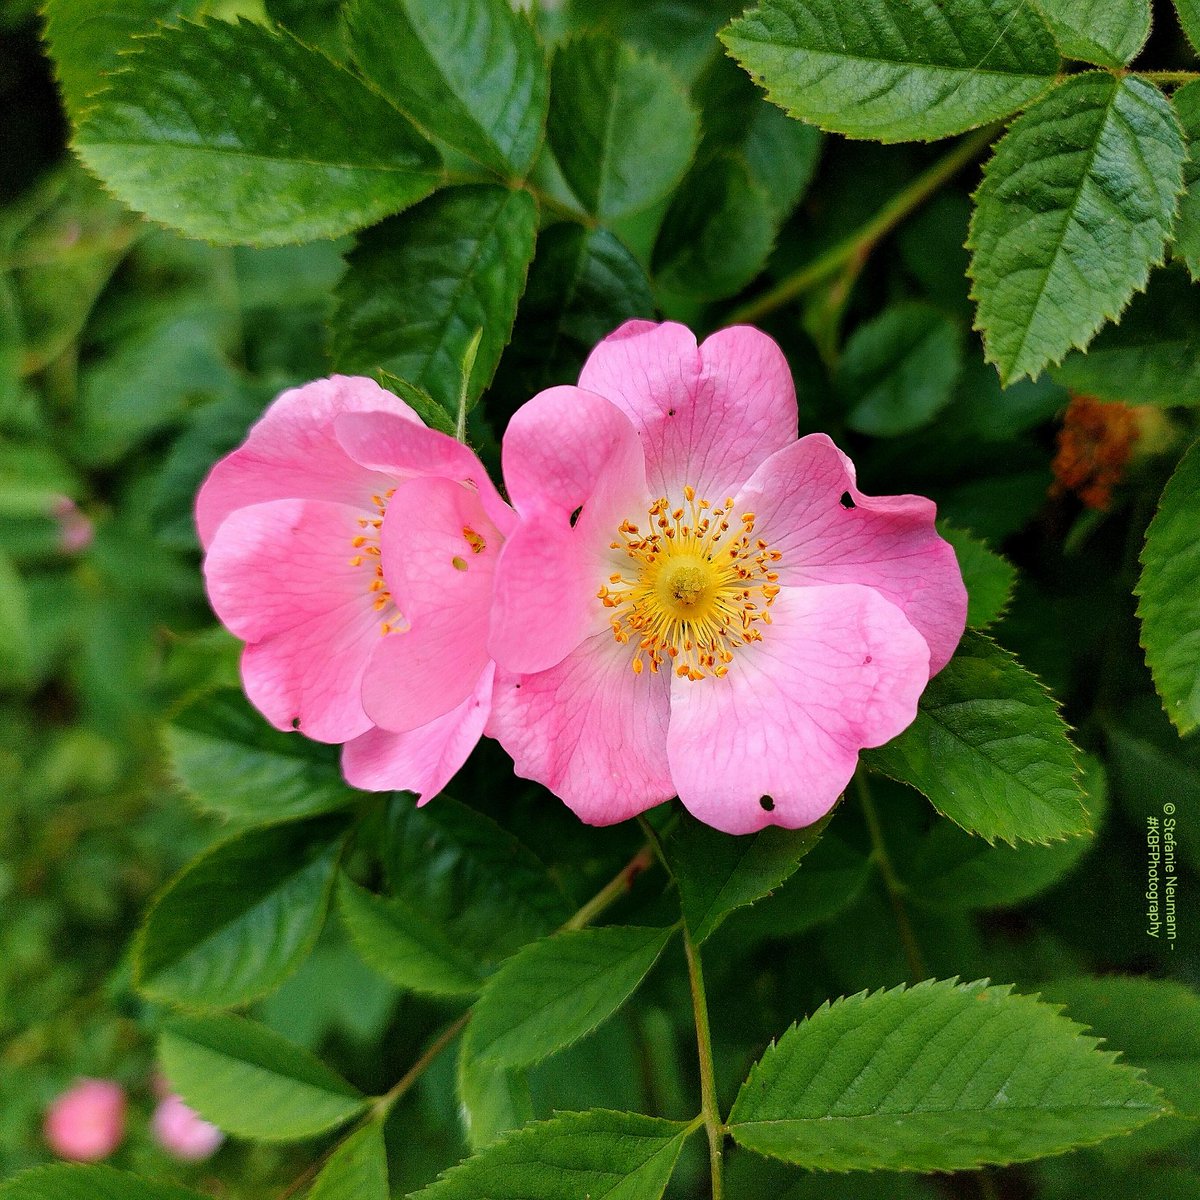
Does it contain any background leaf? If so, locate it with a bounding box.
[1137,437,1200,735]
[721,0,1059,143]
[729,978,1165,1171]
[458,1051,534,1151]
[165,689,359,825]
[0,1166,207,1200]
[159,1014,366,1142]
[135,814,346,1006]
[347,0,547,176]
[1171,81,1200,281]
[407,1110,693,1200]
[1176,0,1200,56]
[968,73,1185,384]
[938,524,1017,629]
[0,547,31,690]
[331,185,537,418]
[465,926,674,1068]
[1033,0,1150,67]
[864,632,1087,845]
[547,33,699,219]
[75,18,441,246]
[307,1122,389,1200]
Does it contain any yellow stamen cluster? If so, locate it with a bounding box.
[597,485,781,680]
[349,489,401,635]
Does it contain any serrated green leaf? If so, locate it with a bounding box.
[331,185,536,418]
[265,0,349,58]
[1177,0,1200,56]
[969,73,1186,385]
[346,0,547,176]
[384,794,570,967]
[1172,82,1200,281]
[721,0,1059,145]
[665,815,826,944]
[1034,0,1150,67]
[458,1048,534,1151]
[74,18,441,246]
[135,814,346,1006]
[159,1013,366,1142]
[729,978,1165,1171]
[1137,438,1200,735]
[653,153,774,301]
[547,33,699,219]
[42,0,200,122]
[307,1122,389,1200]
[409,1110,693,1200]
[864,631,1087,845]
[0,1166,206,1200]
[937,524,1016,629]
[165,688,359,824]
[465,926,674,1068]
[1051,266,1200,405]
[337,875,482,996]
[375,370,457,437]
[838,303,963,437]
[494,222,654,401]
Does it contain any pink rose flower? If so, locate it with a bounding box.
[43,1079,126,1161]
[151,1094,224,1162]
[197,375,513,802]
[487,321,967,834]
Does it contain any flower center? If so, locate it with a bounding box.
[598,486,781,680]
[349,488,402,635]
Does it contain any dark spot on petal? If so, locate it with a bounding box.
[864,654,872,664]
[839,491,855,509]
[569,505,583,528]
[514,682,521,689]
[291,717,301,730]
[667,408,676,416]
[759,795,775,812]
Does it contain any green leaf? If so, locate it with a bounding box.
[653,153,774,301]
[864,632,1087,845]
[665,815,826,944]
[721,0,1059,144]
[1051,266,1200,405]
[331,186,537,418]
[134,814,346,1006]
[838,303,963,437]
[337,875,482,996]
[375,370,457,437]
[495,222,654,400]
[0,547,31,690]
[1137,437,1200,735]
[308,1122,389,1200]
[465,926,674,1068]
[903,756,1106,910]
[969,73,1186,384]
[74,18,441,246]
[1033,0,1150,67]
[937,524,1016,629]
[458,1050,534,1151]
[547,33,699,219]
[159,1013,366,1142]
[346,0,547,176]
[42,0,200,123]
[383,794,569,968]
[1176,0,1200,56]
[0,1166,207,1200]
[408,1110,693,1200]
[165,689,360,825]
[1172,82,1200,281]
[729,978,1166,1172]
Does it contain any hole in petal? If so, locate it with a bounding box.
[291,717,301,730]
[569,505,583,528]
[864,654,872,664]
[839,491,855,509]
[667,407,676,416]
[759,795,775,812]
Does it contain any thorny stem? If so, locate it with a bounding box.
[683,924,726,1200]
[727,124,998,326]
[854,769,928,984]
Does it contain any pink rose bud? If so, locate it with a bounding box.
[49,495,94,554]
[151,1094,224,1162]
[43,1078,126,1161]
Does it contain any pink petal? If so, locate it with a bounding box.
[577,321,797,500]
[667,585,930,835]
[205,499,386,742]
[196,375,413,549]
[342,663,495,804]
[487,636,674,826]
[151,1095,224,1163]
[492,387,651,674]
[735,434,967,675]
[361,477,500,733]
[334,409,514,536]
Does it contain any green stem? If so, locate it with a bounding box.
[562,844,654,930]
[1138,70,1200,86]
[683,925,725,1200]
[854,770,928,983]
[727,124,998,326]
[374,1012,470,1119]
